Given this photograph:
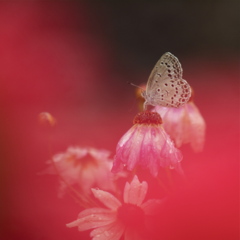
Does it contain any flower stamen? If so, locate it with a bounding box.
[133,111,162,125]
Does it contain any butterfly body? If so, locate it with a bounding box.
[142,52,191,110]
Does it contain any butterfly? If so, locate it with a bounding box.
[142,52,191,110]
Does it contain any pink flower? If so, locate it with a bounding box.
[153,100,206,152]
[67,175,162,240]
[112,111,183,177]
[44,146,116,197]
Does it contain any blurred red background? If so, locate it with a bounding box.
[0,1,238,240]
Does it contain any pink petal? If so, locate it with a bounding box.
[91,189,121,210]
[112,126,141,173]
[112,111,183,177]
[90,221,125,240]
[117,126,136,148]
[123,127,145,170]
[123,175,148,206]
[138,126,161,176]
[66,208,116,231]
[158,129,183,168]
[187,102,206,152]
[155,102,206,152]
[154,106,185,148]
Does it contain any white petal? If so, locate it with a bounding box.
[92,189,121,210]
[66,219,81,228]
[123,175,148,206]
[67,208,116,231]
[91,221,125,240]
[78,208,112,218]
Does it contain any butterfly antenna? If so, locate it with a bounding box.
[127,81,145,91]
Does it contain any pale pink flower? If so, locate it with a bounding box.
[153,100,206,152]
[112,111,183,177]
[67,175,162,240]
[44,146,116,197]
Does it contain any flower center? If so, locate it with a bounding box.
[133,111,162,125]
[66,153,98,168]
[117,203,145,229]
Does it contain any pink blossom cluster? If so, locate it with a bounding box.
[43,86,206,240]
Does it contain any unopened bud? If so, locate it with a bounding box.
[38,112,56,126]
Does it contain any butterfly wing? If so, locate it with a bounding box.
[143,52,191,108]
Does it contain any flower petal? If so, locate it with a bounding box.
[158,129,183,168]
[154,102,206,152]
[123,175,148,206]
[90,221,125,240]
[92,189,121,210]
[112,111,183,177]
[112,126,141,173]
[66,208,116,231]
[141,199,163,215]
[89,147,111,161]
[186,102,206,152]
[138,126,160,177]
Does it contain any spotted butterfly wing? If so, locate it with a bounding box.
[142,52,191,109]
